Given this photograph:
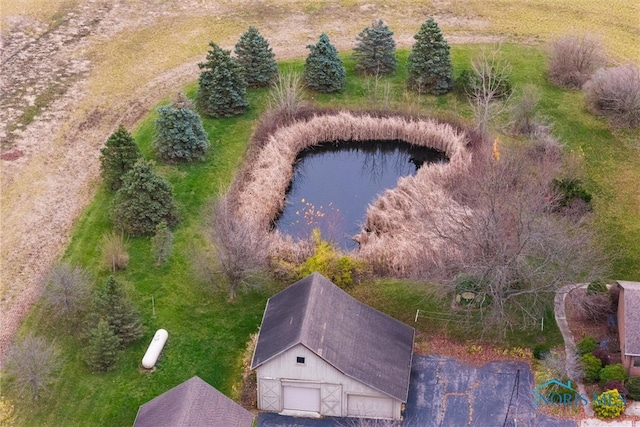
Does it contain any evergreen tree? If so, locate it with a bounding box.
[154,93,210,163]
[303,33,346,93]
[197,42,248,117]
[100,125,142,191]
[111,159,178,236]
[407,18,453,95]
[85,319,121,372]
[150,221,173,265]
[234,26,278,88]
[91,277,143,347]
[353,19,397,76]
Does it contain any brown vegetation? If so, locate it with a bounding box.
[225,108,479,269]
[548,32,606,89]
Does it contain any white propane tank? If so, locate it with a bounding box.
[141,329,168,369]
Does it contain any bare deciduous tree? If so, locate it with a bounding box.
[4,334,61,400]
[430,140,609,335]
[42,262,91,322]
[548,32,606,89]
[467,45,513,138]
[210,192,269,300]
[571,288,611,322]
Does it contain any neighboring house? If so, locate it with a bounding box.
[133,376,254,427]
[251,272,415,421]
[616,280,640,377]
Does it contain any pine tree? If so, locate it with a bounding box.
[407,18,454,95]
[91,277,143,347]
[111,159,178,236]
[85,319,121,372]
[353,19,397,76]
[197,42,248,117]
[150,221,173,265]
[303,33,346,93]
[100,125,142,191]
[154,93,209,163]
[234,26,278,88]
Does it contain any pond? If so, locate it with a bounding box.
[274,140,448,250]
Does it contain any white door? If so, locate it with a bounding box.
[282,386,321,412]
[347,395,395,419]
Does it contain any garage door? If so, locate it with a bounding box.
[347,395,394,419]
[282,386,321,412]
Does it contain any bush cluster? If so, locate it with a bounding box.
[576,336,599,355]
[548,33,605,89]
[297,230,365,289]
[583,63,640,129]
[602,380,628,396]
[581,353,603,382]
[533,343,551,360]
[627,377,640,401]
[576,336,598,356]
[592,389,626,419]
[599,364,627,384]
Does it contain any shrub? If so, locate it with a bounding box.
[4,334,61,400]
[353,19,397,76]
[269,71,305,120]
[303,33,346,93]
[153,94,209,163]
[599,364,628,384]
[509,84,544,135]
[110,159,178,236]
[407,18,453,95]
[101,231,129,272]
[548,32,606,89]
[197,42,248,117]
[234,26,278,88]
[602,380,628,396]
[626,377,640,401]
[592,347,610,366]
[99,125,142,191]
[587,280,608,295]
[150,221,173,265]
[583,63,640,128]
[592,389,626,419]
[533,343,551,360]
[577,336,599,355]
[42,262,91,322]
[297,229,365,289]
[553,178,592,208]
[581,353,602,382]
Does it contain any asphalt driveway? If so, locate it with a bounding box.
[258,355,577,427]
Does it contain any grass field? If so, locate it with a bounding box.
[2,43,637,425]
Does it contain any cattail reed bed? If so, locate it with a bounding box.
[225,107,480,272]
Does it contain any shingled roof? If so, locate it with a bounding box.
[133,376,254,427]
[251,272,415,402]
[618,280,640,356]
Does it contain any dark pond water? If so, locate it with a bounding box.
[274,140,447,250]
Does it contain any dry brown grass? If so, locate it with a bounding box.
[225,108,478,268]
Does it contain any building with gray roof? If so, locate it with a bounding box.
[251,272,414,420]
[133,376,254,427]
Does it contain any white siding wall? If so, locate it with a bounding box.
[257,344,402,419]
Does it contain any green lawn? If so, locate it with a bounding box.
[2,44,638,426]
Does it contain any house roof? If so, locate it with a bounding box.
[250,272,415,402]
[618,281,640,356]
[133,376,254,427]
